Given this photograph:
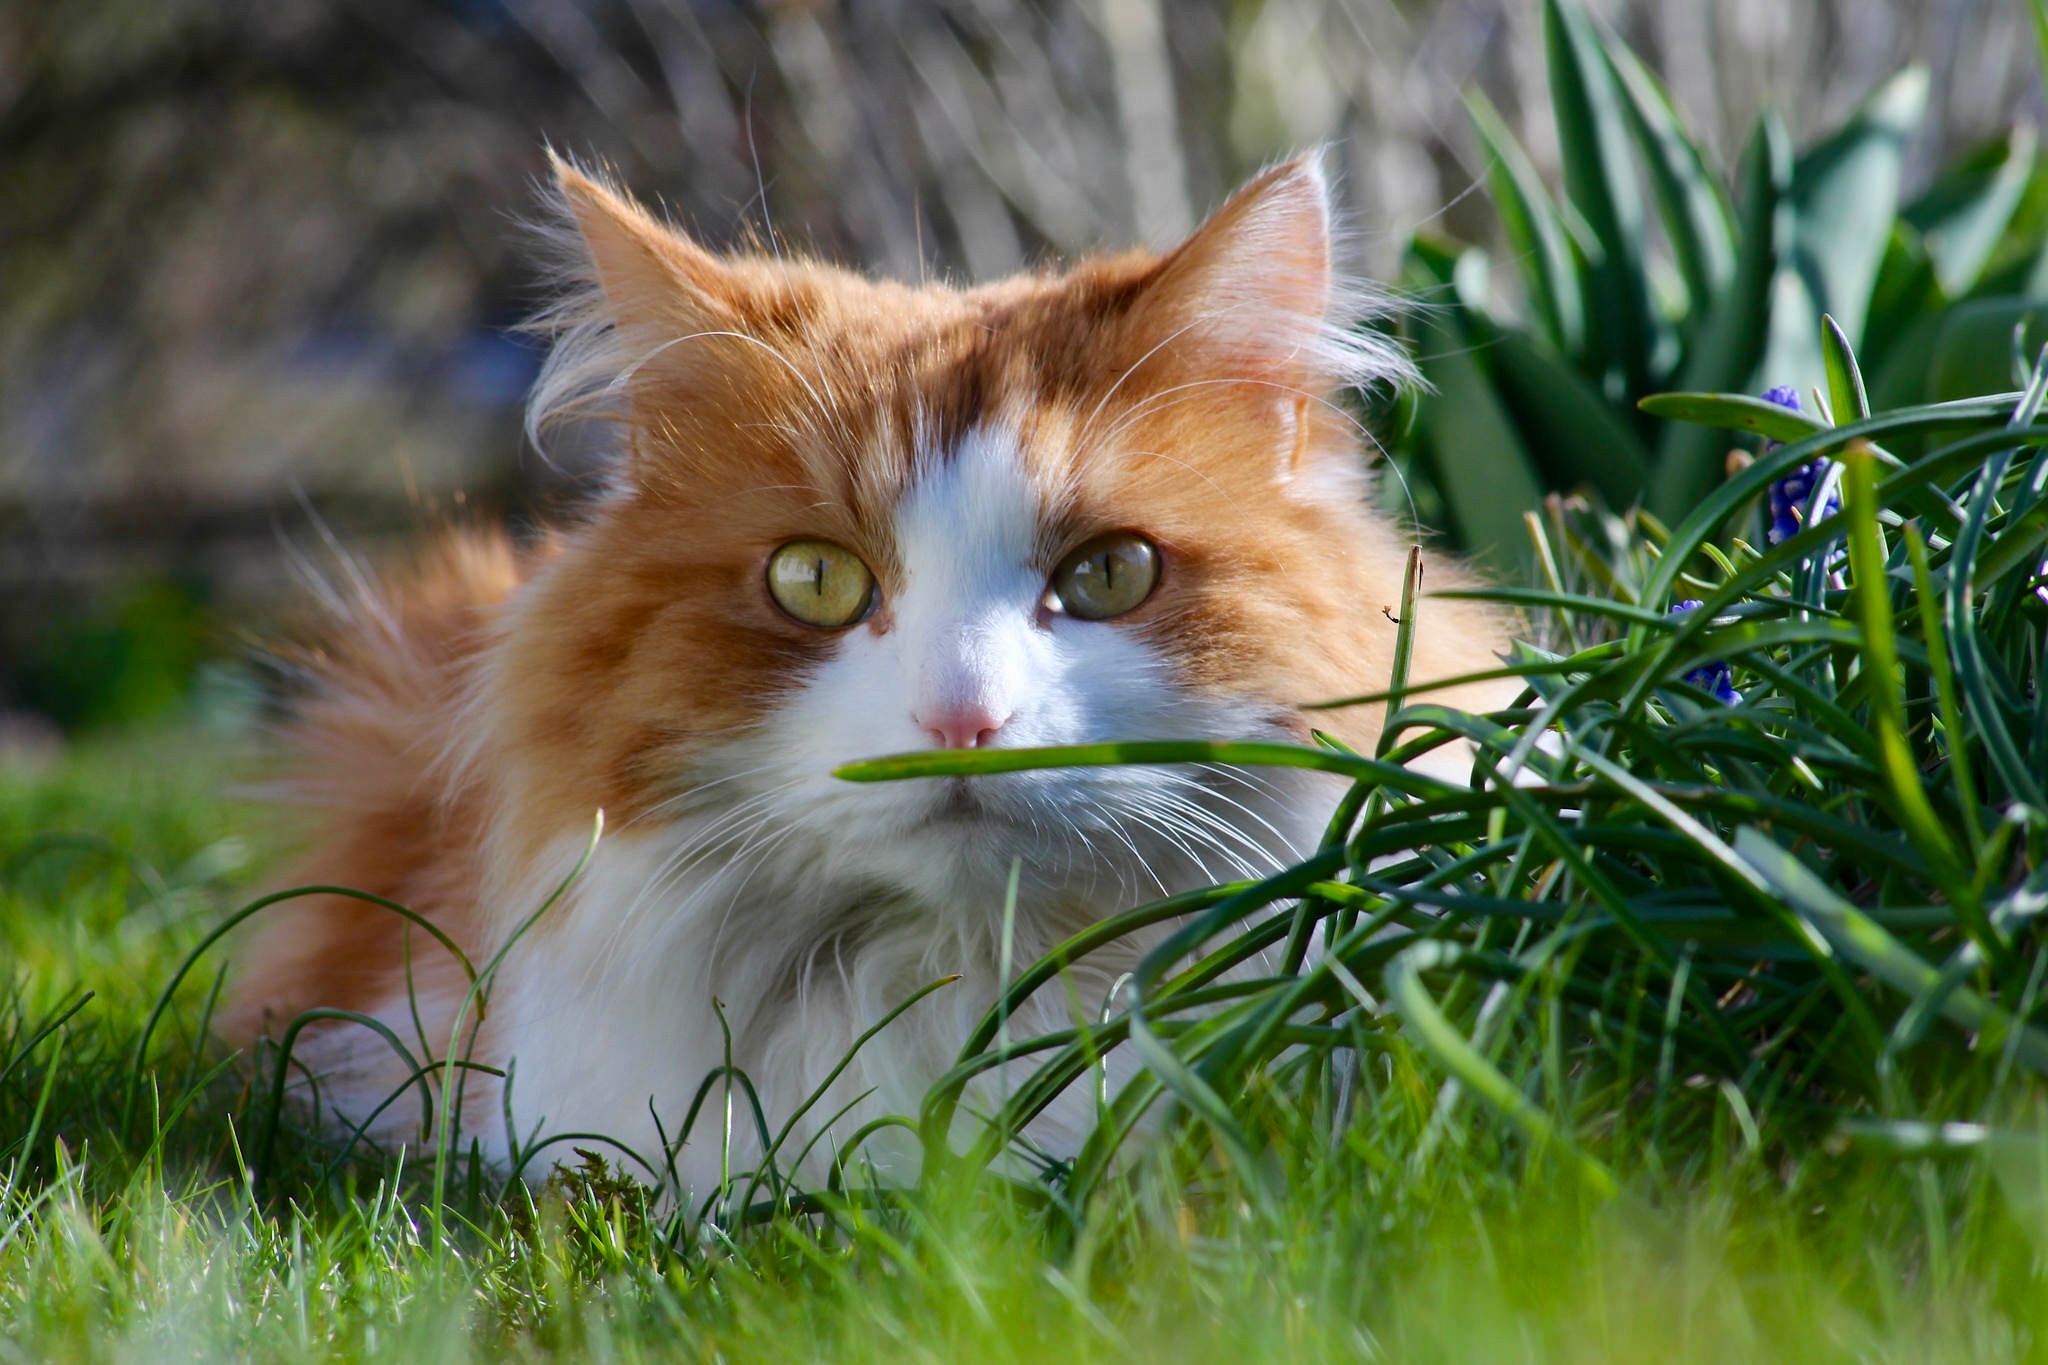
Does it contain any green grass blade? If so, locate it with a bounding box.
[836,740,1460,800]
[1385,941,1616,1198]
[1123,1004,1275,1210]
[1942,386,2048,810]
[2034,0,2048,88]
[1733,829,2048,1073]
[1378,547,1422,757]
[1840,444,1992,954]
[1640,390,1826,445]
[1904,524,1984,856]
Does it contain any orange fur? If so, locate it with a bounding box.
[223,533,528,1039]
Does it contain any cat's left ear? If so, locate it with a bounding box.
[1116,152,1409,399]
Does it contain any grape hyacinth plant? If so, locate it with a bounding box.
[1760,386,1842,546]
[1668,600,1741,704]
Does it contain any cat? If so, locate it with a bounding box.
[222,150,1510,1198]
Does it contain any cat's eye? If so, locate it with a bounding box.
[1050,532,1160,621]
[767,540,877,628]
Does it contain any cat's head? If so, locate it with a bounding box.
[482,154,1492,914]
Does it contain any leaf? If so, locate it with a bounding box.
[1604,38,1736,319]
[1840,447,1982,940]
[1543,0,1660,404]
[2033,0,2048,110]
[1463,309,1649,509]
[1647,114,1793,519]
[1903,125,2040,299]
[1928,298,2048,402]
[1862,225,1944,409]
[1941,364,2048,811]
[1385,941,1617,1197]
[1465,87,1586,358]
[1821,314,1870,423]
[1638,392,1827,444]
[1758,66,1928,403]
[1404,241,1549,566]
[1731,829,2048,1072]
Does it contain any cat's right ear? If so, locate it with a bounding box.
[527,155,746,453]
[548,155,736,335]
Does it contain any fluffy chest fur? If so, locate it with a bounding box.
[225,153,1508,1196]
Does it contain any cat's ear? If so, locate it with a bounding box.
[1116,152,1409,398]
[527,155,752,453]
[548,154,737,338]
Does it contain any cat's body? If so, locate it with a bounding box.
[224,154,1508,1195]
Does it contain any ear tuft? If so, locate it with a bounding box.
[523,154,736,459]
[1122,150,1413,398]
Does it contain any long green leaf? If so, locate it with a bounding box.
[1863,225,1944,407]
[1463,307,1649,509]
[1648,113,1792,519]
[1840,445,1990,954]
[1732,829,2048,1072]
[1404,240,1549,564]
[1605,38,1736,318]
[1821,314,1871,423]
[1465,87,1587,358]
[1942,373,2048,810]
[836,741,1457,798]
[1544,0,1659,404]
[1385,941,1617,1197]
[1758,66,1928,401]
[1903,125,2040,298]
[1639,390,1826,445]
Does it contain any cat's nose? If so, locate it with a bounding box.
[917,703,1009,750]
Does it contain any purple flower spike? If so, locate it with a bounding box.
[1757,384,1838,546]
[1668,600,1742,704]
[1766,458,1841,545]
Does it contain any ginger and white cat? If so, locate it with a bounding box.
[224,152,1506,1195]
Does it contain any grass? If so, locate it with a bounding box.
[3,741,2046,1363]
[6,358,2048,1359]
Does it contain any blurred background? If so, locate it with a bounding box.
[1,0,2041,749]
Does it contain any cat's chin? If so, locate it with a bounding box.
[918,776,995,826]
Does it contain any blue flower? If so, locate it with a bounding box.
[1760,385,1802,417]
[1669,600,1741,704]
[1757,386,1840,546]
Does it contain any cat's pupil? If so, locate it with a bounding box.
[811,558,827,595]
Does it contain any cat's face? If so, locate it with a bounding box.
[486,156,1464,912]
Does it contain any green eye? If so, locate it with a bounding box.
[1051,532,1160,621]
[767,540,877,628]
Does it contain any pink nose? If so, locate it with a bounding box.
[918,704,1009,750]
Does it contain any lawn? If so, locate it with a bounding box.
[4,736,2046,1363]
